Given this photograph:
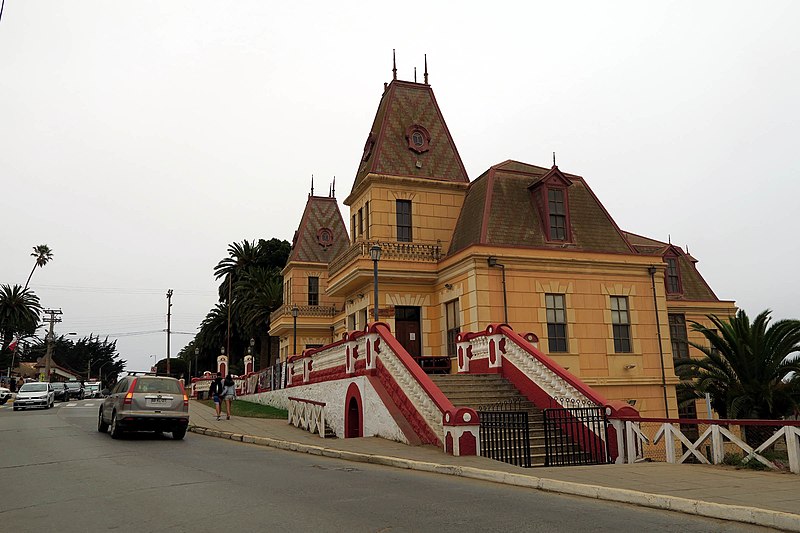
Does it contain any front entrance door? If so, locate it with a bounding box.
[395,306,421,358]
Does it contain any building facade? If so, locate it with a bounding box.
[269,76,735,418]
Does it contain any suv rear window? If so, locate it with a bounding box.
[133,378,181,394]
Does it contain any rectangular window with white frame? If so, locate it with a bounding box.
[611,296,631,353]
[546,293,568,352]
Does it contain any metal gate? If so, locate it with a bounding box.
[478,410,531,468]
[543,407,611,466]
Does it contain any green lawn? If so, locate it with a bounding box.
[196,399,287,419]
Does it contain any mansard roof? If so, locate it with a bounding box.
[350,79,469,197]
[449,160,634,255]
[622,232,719,301]
[287,195,349,264]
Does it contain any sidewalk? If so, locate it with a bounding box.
[188,400,800,531]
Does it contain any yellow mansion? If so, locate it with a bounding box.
[269,75,735,419]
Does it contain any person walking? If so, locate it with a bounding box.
[221,373,236,420]
[209,372,224,421]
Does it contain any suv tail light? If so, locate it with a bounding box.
[123,378,138,405]
[179,381,189,407]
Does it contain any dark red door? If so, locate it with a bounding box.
[395,306,421,358]
[346,397,360,438]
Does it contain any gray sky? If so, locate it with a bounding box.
[2,1,798,374]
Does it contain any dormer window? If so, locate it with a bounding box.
[530,166,572,243]
[665,256,682,294]
[547,188,567,241]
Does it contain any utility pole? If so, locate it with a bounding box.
[42,309,62,381]
[166,289,173,375]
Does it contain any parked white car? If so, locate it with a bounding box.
[13,382,55,410]
[0,386,12,405]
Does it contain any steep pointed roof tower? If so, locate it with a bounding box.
[347,79,469,202]
[288,194,349,264]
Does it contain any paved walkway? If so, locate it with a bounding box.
[188,400,800,531]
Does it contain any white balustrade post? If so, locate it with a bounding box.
[345,340,358,375]
[365,333,379,371]
[456,339,472,373]
[487,333,504,370]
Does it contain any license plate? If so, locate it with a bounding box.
[146,398,169,407]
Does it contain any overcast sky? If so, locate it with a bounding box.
[2,1,798,374]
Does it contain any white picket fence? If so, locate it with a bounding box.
[611,418,800,474]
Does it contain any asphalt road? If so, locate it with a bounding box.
[0,401,776,533]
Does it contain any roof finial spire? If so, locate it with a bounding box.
[414,66,417,83]
[424,54,428,84]
[311,174,314,196]
[392,49,397,80]
[332,176,336,198]
[668,234,671,244]
[553,152,557,167]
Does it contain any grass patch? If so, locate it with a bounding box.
[196,399,287,419]
[722,451,790,471]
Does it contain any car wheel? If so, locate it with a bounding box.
[46,401,51,409]
[172,427,187,440]
[109,412,123,439]
[97,408,109,433]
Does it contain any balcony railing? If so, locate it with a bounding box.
[270,304,338,323]
[329,240,442,277]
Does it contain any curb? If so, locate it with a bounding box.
[188,425,800,531]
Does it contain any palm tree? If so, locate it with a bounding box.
[0,285,42,368]
[24,244,54,289]
[675,309,800,421]
[235,268,283,367]
[214,240,262,302]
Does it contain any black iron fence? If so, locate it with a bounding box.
[543,407,611,466]
[478,410,532,468]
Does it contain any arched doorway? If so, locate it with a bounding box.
[344,382,363,438]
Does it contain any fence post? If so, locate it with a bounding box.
[787,426,800,474]
[610,419,626,464]
[625,421,637,464]
[710,424,725,464]
[664,424,676,464]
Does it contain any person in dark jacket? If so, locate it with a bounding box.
[221,373,236,420]
[209,372,224,421]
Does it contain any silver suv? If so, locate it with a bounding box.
[98,373,189,440]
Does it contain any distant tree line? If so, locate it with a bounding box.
[178,238,290,376]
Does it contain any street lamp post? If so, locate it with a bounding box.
[98,361,111,387]
[194,347,200,378]
[369,245,382,322]
[287,305,298,389]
